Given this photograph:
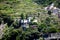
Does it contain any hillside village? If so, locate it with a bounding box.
[0,0,60,40]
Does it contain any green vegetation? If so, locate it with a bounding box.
[0,0,60,40]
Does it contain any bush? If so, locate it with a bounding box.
[2,25,22,40]
[0,13,14,26]
[49,28,57,33]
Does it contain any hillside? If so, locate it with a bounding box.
[0,0,43,17]
[0,0,60,40]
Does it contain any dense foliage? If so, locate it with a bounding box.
[0,0,60,40]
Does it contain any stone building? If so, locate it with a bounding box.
[44,33,60,40]
[44,3,60,16]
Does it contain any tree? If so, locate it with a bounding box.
[45,17,51,26]
[12,20,20,28]
[20,13,25,19]
[0,18,3,24]
[55,0,60,8]
[38,23,47,32]
[2,25,22,40]
[47,27,57,33]
[0,13,14,26]
[48,11,52,15]
[33,0,57,6]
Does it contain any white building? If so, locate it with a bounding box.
[20,19,29,28]
[33,19,38,23]
[44,3,54,11]
[27,16,33,22]
[52,7,59,15]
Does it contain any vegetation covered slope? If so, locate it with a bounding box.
[0,0,60,40]
[0,0,59,16]
[0,0,43,17]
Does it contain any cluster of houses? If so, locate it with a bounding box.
[44,3,60,40]
[19,16,38,30]
[44,3,60,18]
[14,3,60,31]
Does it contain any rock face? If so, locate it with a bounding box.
[0,23,6,39]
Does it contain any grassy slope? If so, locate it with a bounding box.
[0,0,44,17]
